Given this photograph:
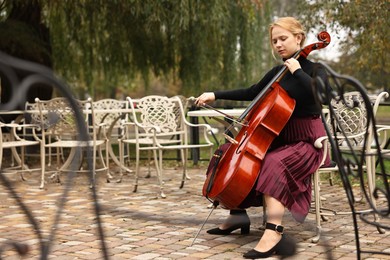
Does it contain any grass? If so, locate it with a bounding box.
[376,105,390,124]
[319,149,390,192]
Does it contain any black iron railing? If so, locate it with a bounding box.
[0,51,109,260]
[313,62,389,260]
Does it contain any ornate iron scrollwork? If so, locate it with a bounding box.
[313,62,389,259]
[0,51,109,259]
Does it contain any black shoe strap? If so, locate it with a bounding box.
[265,223,284,234]
[230,209,247,215]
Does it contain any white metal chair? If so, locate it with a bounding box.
[92,98,130,180]
[118,95,214,198]
[0,116,43,183]
[365,92,389,197]
[311,91,389,242]
[34,97,109,188]
[25,101,65,167]
[142,95,191,179]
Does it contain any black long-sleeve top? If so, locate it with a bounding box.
[214,56,326,118]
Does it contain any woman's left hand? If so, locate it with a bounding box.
[284,58,301,74]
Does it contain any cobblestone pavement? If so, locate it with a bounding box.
[1,163,389,260]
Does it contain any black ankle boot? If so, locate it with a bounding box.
[207,209,250,235]
[243,223,296,259]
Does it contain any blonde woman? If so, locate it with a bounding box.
[195,17,329,259]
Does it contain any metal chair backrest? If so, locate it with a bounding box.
[329,91,367,146]
[35,97,91,139]
[130,95,179,136]
[326,91,388,148]
[92,98,127,126]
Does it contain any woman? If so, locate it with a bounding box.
[195,17,328,259]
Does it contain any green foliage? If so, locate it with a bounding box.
[2,0,387,99]
[298,0,390,93]
[43,0,274,98]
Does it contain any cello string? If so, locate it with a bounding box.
[200,103,248,127]
[187,97,246,142]
[198,103,247,142]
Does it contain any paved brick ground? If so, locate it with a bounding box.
[1,163,389,259]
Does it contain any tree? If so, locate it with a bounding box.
[0,0,53,122]
[44,0,274,99]
[3,0,386,101]
[298,0,390,94]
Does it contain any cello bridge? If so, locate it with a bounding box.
[223,134,238,145]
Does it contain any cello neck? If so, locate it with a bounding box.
[238,54,294,122]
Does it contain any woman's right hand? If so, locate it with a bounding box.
[195,92,215,106]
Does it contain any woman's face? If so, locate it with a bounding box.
[271,25,302,59]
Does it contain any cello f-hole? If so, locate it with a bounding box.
[236,132,247,154]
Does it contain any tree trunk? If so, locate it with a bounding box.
[0,0,53,123]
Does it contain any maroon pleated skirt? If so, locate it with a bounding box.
[239,115,327,223]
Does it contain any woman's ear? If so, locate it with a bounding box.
[296,34,303,46]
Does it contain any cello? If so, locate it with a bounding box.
[202,31,331,209]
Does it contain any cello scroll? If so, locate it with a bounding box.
[300,31,331,58]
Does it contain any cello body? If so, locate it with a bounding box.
[202,83,295,209]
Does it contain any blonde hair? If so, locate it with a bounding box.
[269,17,306,52]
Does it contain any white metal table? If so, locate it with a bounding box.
[187,108,245,163]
